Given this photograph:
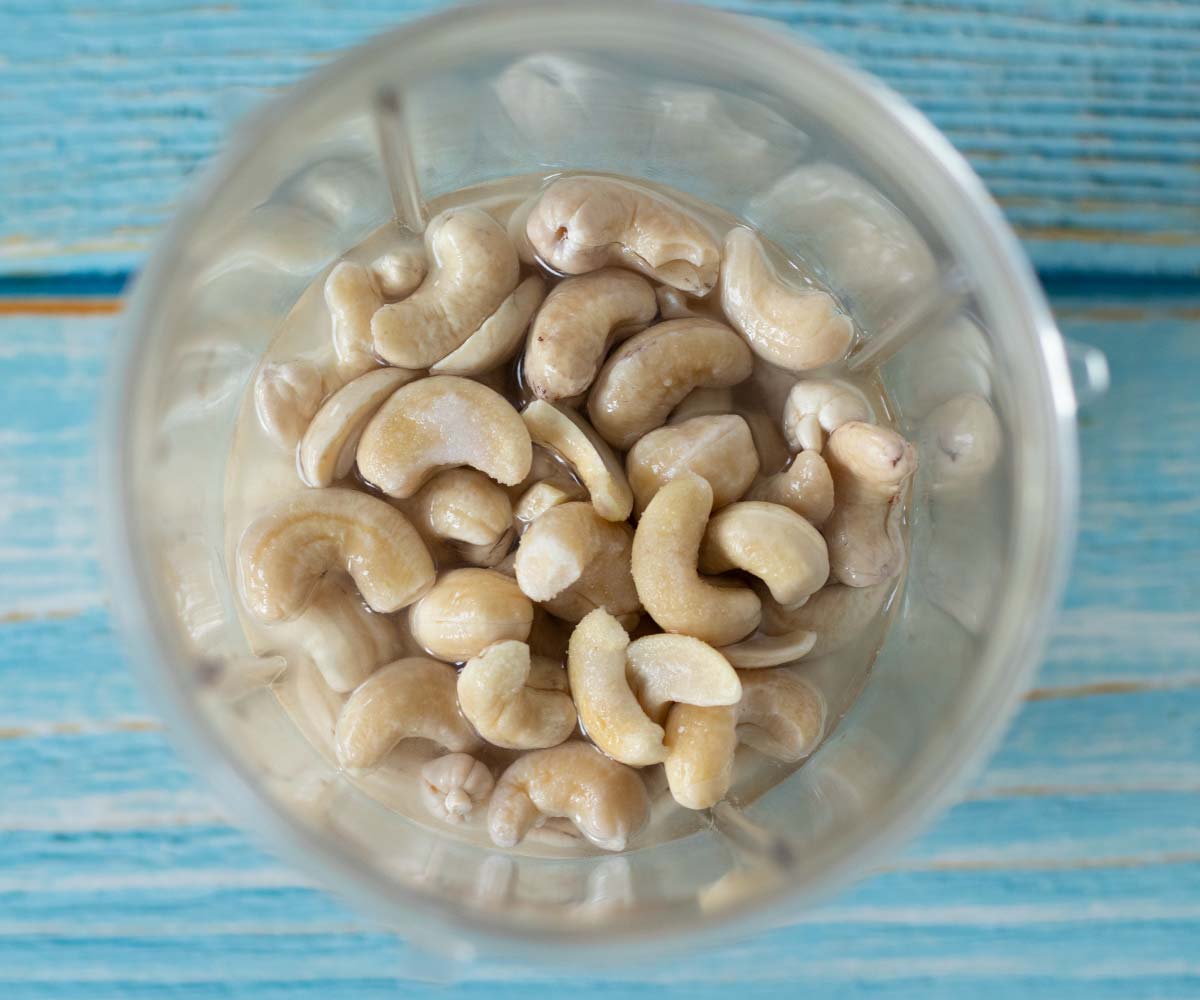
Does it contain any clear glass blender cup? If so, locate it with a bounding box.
[103,0,1080,960]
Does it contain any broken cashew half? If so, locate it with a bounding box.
[625,633,741,724]
[747,450,835,527]
[420,753,494,823]
[513,477,586,530]
[357,376,532,498]
[719,627,817,669]
[631,476,761,647]
[587,319,754,450]
[488,740,650,852]
[524,268,657,401]
[237,488,434,621]
[720,227,853,372]
[372,209,520,368]
[515,501,639,623]
[783,378,874,453]
[699,501,829,607]
[334,657,479,770]
[299,368,416,487]
[525,175,721,295]
[408,568,533,662]
[431,275,547,376]
[823,421,917,587]
[254,359,327,450]
[457,640,576,750]
[521,400,633,521]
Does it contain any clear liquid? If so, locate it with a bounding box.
[224,171,905,857]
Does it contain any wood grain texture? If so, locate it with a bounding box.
[1,0,1197,277]
[0,290,1197,995]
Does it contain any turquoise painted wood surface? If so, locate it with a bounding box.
[1,1,1198,997]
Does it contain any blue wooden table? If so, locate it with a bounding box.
[1,2,1198,996]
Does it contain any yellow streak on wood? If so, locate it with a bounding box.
[0,299,122,316]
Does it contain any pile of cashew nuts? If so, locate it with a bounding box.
[241,174,918,854]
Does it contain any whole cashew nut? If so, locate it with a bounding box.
[431,275,547,376]
[919,392,1002,492]
[334,657,479,770]
[587,319,754,450]
[237,488,434,621]
[371,246,428,300]
[299,368,416,487]
[521,400,633,521]
[663,704,738,810]
[324,262,386,381]
[372,209,520,368]
[524,268,658,401]
[457,640,576,750]
[783,378,874,453]
[737,669,826,761]
[420,753,494,823]
[765,576,898,659]
[626,415,759,516]
[408,568,533,662]
[525,175,721,295]
[254,359,327,450]
[631,475,761,647]
[488,740,650,852]
[357,376,532,499]
[699,501,830,606]
[747,450,835,527]
[823,421,917,587]
[515,502,639,623]
[409,468,514,548]
[720,227,853,372]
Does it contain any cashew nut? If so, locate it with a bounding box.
[737,669,826,761]
[656,285,715,321]
[513,477,586,529]
[631,475,761,647]
[919,392,1002,492]
[420,753,494,823]
[514,502,639,622]
[720,227,853,372]
[740,409,792,475]
[718,627,817,669]
[699,501,829,606]
[456,527,517,569]
[488,740,650,852]
[457,640,576,750]
[587,319,754,450]
[762,579,895,659]
[669,386,735,423]
[372,209,520,368]
[430,275,547,376]
[525,175,720,295]
[782,378,874,453]
[357,375,532,498]
[823,421,917,587]
[408,568,533,662]
[254,359,327,450]
[521,400,633,521]
[324,261,385,381]
[371,246,427,300]
[523,268,657,401]
[334,657,479,769]
[408,468,513,548]
[747,450,835,527]
[298,368,416,487]
[237,488,434,621]
[626,414,759,515]
[663,704,738,810]
[625,633,741,723]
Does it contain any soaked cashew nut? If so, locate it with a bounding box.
[299,368,416,487]
[625,633,741,724]
[488,741,650,852]
[656,285,718,321]
[587,319,754,450]
[747,450,835,527]
[919,392,1002,492]
[457,640,576,750]
[372,209,520,368]
[526,175,720,294]
[409,568,533,662]
[237,488,434,621]
[456,527,516,568]
[663,704,738,810]
[670,386,735,423]
[626,415,759,515]
[254,359,327,450]
[325,262,386,381]
[823,422,917,587]
[431,275,547,376]
[515,502,639,622]
[740,409,792,475]
[357,376,532,498]
[420,753,494,823]
[762,579,896,659]
[719,628,817,669]
[334,657,479,769]
[699,501,829,606]
[371,246,427,300]
[521,400,633,521]
[720,227,853,372]
[631,476,761,647]
[783,378,874,453]
[524,268,657,401]
[737,669,826,761]
[513,477,586,530]
[409,468,513,547]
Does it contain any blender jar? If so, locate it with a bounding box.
[104,0,1079,958]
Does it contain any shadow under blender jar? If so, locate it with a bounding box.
[106,1,1078,958]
